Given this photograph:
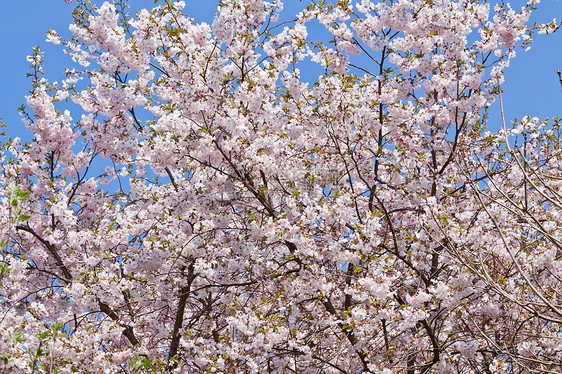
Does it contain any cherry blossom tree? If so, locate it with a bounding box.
[1,0,560,372]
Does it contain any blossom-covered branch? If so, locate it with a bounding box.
[0,0,560,372]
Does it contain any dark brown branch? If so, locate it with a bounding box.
[213,140,276,217]
[438,112,467,175]
[98,300,140,346]
[67,152,97,206]
[382,319,391,360]
[419,319,441,373]
[128,108,143,131]
[16,225,72,284]
[273,348,350,374]
[322,298,370,372]
[311,355,349,374]
[168,261,197,369]
[122,290,136,320]
[344,263,354,311]
[407,354,416,374]
[165,167,179,192]
[149,62,171,78]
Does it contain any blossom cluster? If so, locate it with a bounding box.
[0,0,560,373]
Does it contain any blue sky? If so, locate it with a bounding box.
[0,0,560,141]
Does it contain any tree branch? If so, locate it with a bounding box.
[16,224,72,284]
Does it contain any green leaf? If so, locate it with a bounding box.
[18,214,31,222]
[1,353,13,365]
[0,263,10,276]
[51,322,64,332]
[10,329,24,346]
[128,353,153,370]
